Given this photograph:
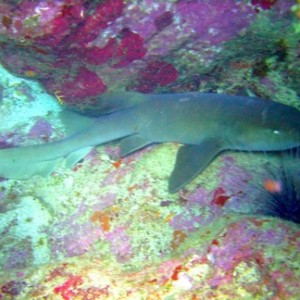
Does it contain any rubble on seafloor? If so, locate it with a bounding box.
[0,0,300,299]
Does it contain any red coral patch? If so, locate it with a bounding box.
[93,0,124,24]
[251,0,277,10]
[154,11,173,31]
[85,38,117,65]
[34,2,87,47]
[68,0,124,45]
[112,28,147,68]
[44,67,107,104]
[63,67,107,100]
[145,61,178,85]
[212,187,230,207]
[54,275,84,300]
[84,28,146,67]
[133,60,178,92]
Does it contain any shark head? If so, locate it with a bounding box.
[233,100,300,151]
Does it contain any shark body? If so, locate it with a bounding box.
[1,92,300,193]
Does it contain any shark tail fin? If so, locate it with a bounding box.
[0,156,63,179]
[0,146,93,180]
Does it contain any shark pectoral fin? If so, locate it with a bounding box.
[119,135,152,156]
[65,147,93,168]
[168,139,223,193]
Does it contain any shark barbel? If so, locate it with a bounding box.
[0,92,300,193]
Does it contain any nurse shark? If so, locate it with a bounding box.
[0,92,300,193]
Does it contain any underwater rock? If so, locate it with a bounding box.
[0,0,294,108]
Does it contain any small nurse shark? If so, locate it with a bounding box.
[0,92,300,193]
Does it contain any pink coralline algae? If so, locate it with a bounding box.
[1,0,288,107]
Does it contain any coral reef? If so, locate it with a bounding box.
[1,214,300,299]
[0,1,300,299]
[0,0,295,110]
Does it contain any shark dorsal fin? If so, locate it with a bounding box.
[59,110,96,136]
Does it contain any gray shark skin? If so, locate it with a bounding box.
[0,92,300,193]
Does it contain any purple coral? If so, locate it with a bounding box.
[169,155,260,232]
[176,0,254,44]
[105,226,132,262]
[170,187,222,232]
[0,131,25,148]
[28,119,53,141]
[1,280,26,297]
[48,204,102,258]
[4,249,31,270]
[50,223,101,257]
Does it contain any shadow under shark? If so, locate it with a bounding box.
[0,92,300,193]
